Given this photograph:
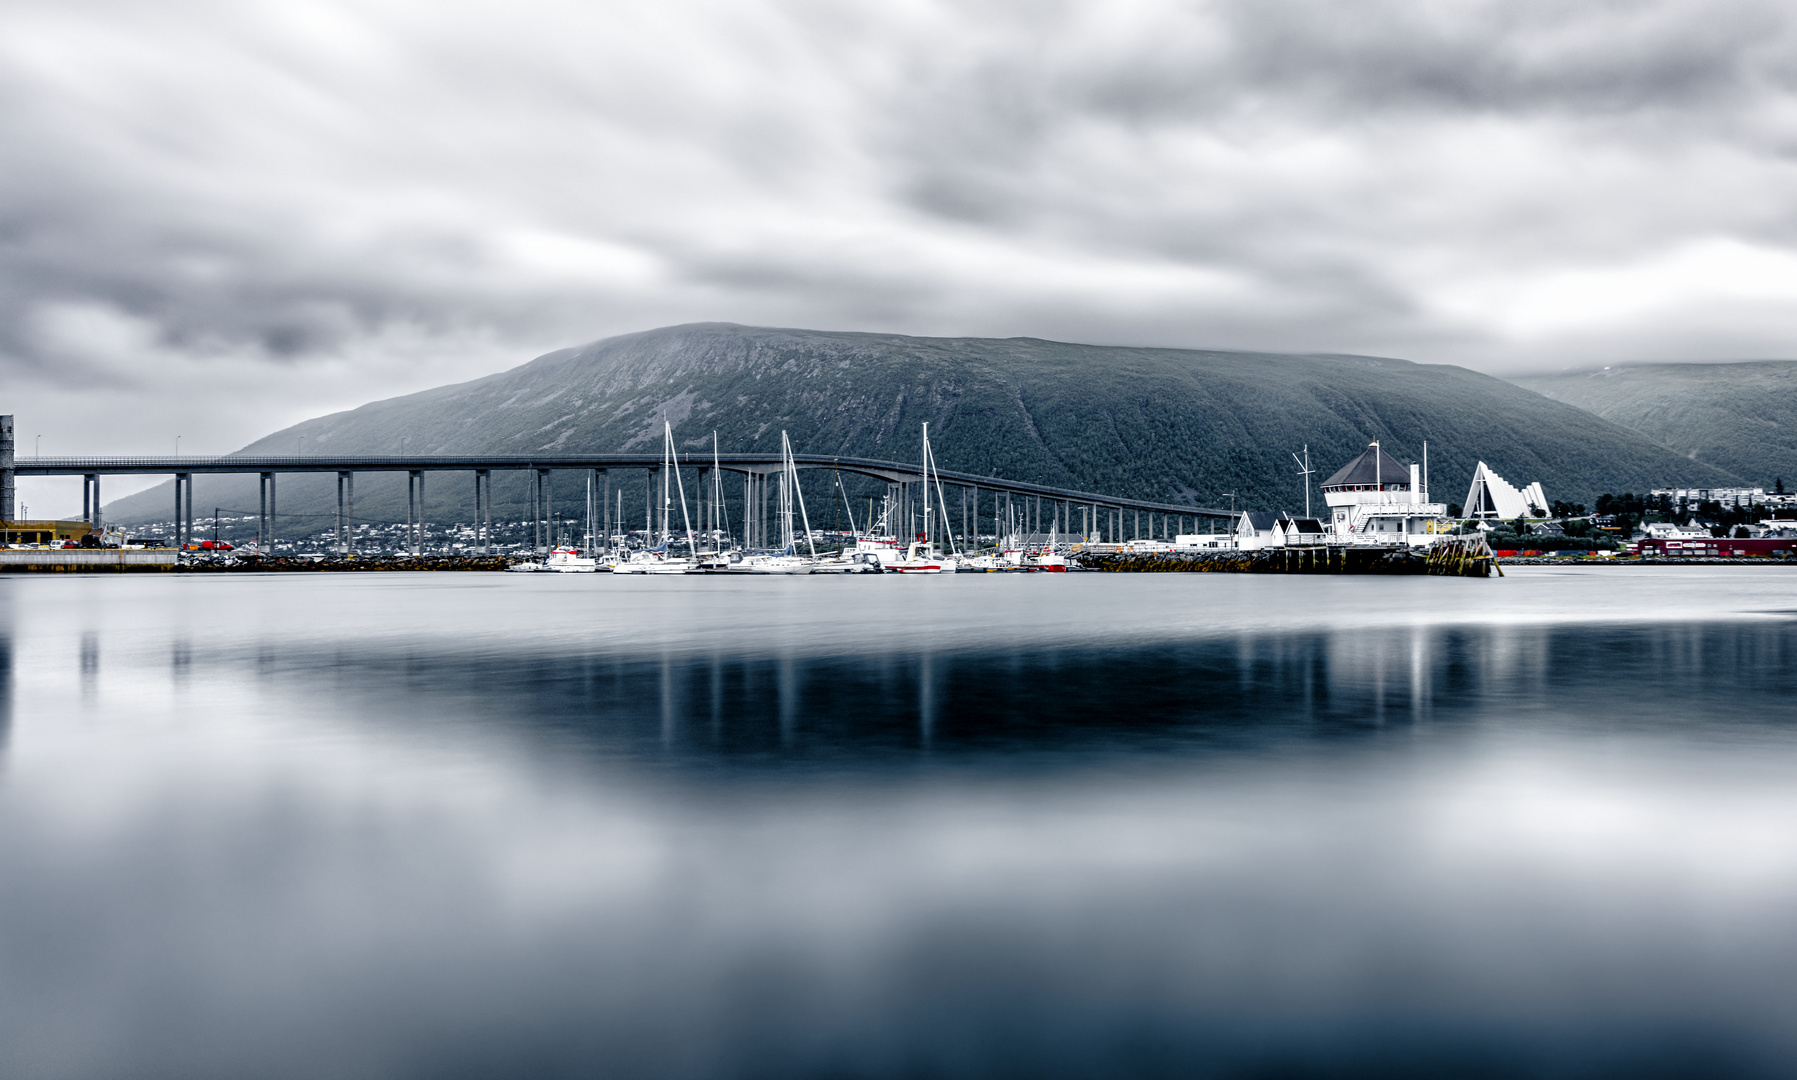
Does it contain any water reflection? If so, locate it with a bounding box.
[253,620,1797,764]
[2,574,1796,1079]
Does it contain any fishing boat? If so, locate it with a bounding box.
[884,539,945,573]
[1026,524,1069,571]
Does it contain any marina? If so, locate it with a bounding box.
[4,415,1531,577]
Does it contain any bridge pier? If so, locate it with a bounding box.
[473,470,490,554]
[335,471,356,554]
[258,472,273,550]
[539,469,551,552]
[0,414,12,523]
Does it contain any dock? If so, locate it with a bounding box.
[1074,537,1500,577]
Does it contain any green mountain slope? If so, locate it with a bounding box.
[105,323,1742,529]
[1511,362,1797,489]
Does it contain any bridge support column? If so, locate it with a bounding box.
[599,468,609,551]
[258,472,269,549]
[0,414,13,524]
[335,472,347,554]
[474,470,490,554]
[742,472,752,547]
[541,469,551,551]
[173,473,187,549]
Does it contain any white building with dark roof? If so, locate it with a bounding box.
[1234,511,1283,550]
[1321,442,1448,545]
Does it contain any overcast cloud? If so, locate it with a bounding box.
[7,0,1797,488]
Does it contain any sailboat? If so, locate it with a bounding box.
[882,422,955,574]
[617,422,702,573]
[736,432,826,573]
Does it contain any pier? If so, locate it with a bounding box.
[1074,536,1500,577]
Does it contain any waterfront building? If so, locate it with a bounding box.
[1276,516,1327,545]
[1233,511,1282,550]
[2,519,94,546]
[1321,443,1448,544]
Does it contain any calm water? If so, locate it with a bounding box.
[3,567,1797,1078]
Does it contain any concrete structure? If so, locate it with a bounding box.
[1463,462,1548,520]
[1322,443,1448,544]
[0,414,12,522]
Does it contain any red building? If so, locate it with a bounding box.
[1636,537,1797,557]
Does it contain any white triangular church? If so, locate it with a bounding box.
[1462,462,1548,519]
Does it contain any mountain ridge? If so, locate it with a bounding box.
[1511,361,1797,488]
[103,323,1744,528]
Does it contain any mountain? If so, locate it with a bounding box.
[104,323,1742,530]
[1511,362,1797,490]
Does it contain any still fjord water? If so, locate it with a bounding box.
[2,567,1796,1078]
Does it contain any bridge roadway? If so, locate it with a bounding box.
[9,453,1234,551]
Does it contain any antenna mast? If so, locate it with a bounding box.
[1291,445,1315,519]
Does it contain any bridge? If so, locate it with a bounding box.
[4,451,1236,554]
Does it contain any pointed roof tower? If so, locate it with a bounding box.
[1321,443,1411,491]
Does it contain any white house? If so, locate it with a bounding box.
[1276,516,1327,545]
[1234,511,1282,550]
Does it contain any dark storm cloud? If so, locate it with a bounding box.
[4,0,1797,493]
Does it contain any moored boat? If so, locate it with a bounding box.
[544,546,599,573]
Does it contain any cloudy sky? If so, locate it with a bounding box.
[7,0,1797,476]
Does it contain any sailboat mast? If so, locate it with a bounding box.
[921,423,932,552]
[665,422,697,555]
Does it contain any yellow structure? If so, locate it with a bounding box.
[2,519,93,545]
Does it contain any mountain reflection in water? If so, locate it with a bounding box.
[1,569,1795,1079]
